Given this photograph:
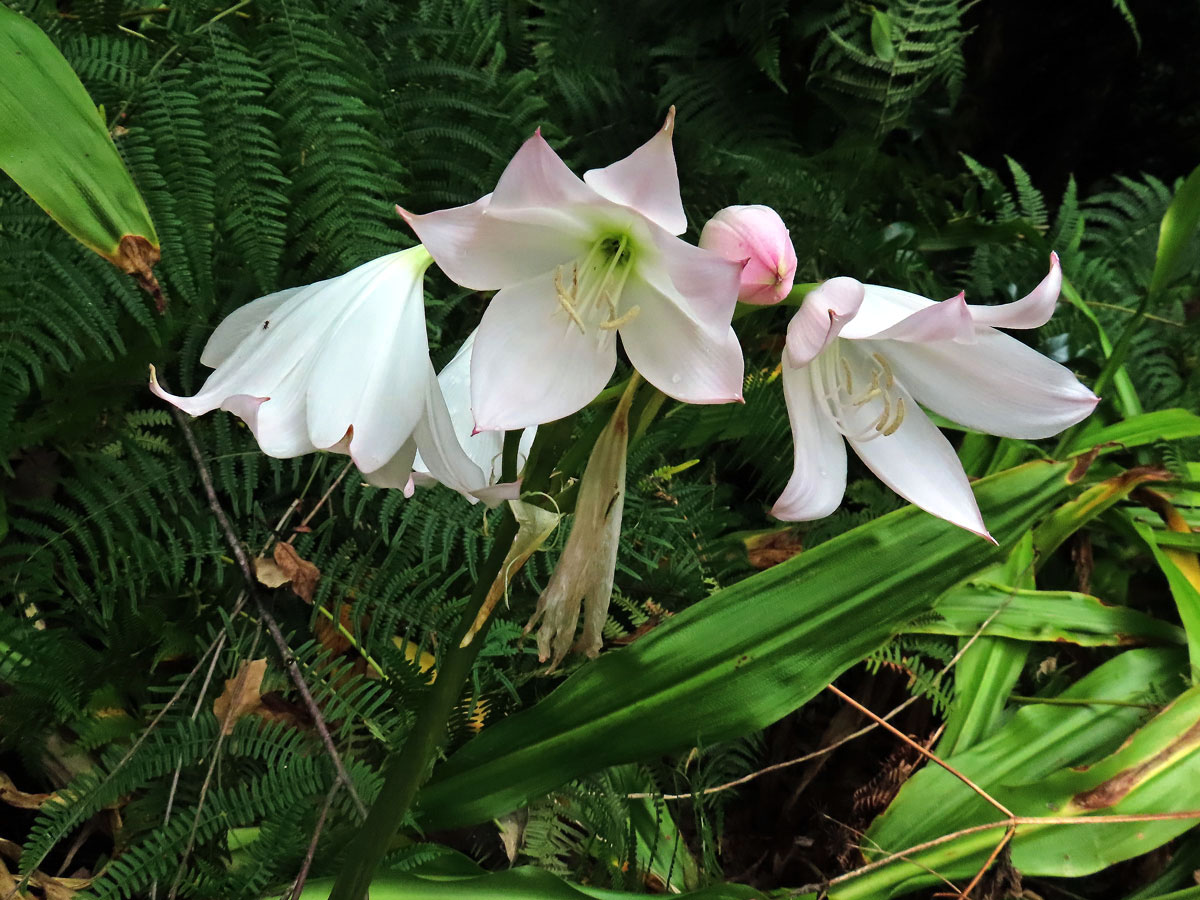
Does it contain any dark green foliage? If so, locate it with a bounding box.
[0,0,1195,897]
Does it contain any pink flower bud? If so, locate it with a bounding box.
[699,205,797,305]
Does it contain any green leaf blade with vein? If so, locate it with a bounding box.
[419,461,1073,830]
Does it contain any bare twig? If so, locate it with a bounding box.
[627,599,1007,801]
[826,684,1014,818]
[170,408,367,820]
[284,783,340,900]
[796,810,1200,896]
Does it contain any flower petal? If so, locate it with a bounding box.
[770,360,848,521]
[867,291,976,343]
[470,272,618,430]
[490,129,599,211]
[641,227,743,330]
[879,329,1099,439]
[838,284,934,340]
[618,274,744,405]
[305,252,433,472]
[200,286,304,368]
[399,195,584,291]
[583,107,687,235]
[412,364,488,498]
[968,252,1062,330]
[360,439,418,491]
[846,389,992,540]
[785,277,865,367]
[415,329,538,485]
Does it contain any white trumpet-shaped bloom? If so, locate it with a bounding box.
[773,254,1098,538]
[150,246,487,498]
[400,109,745,431]
[412,330,537,504]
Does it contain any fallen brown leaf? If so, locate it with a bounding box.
[273,542,321,603]
[212,659,267,735]
[0,771,57,810]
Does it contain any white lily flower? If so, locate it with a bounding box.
[399,108,745,431]
[773,253,1098,538]
[412,329,537,505]
[150,246,487,498]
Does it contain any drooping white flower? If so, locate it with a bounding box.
[399,108,745,431]
[699,204,798,305]
[412,329,537,504]
[773,253,1098,538]
[150,246,486,497]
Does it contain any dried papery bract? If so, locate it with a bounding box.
[525,378,638,669]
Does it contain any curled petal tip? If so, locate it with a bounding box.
[1050,250,1060,268]
[395,204,415,226]
[661,105,676,136]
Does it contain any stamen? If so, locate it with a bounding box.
[555,265,585,333]
[600,305,641,329]
[881,396,905,436]
[873,352,895,388]
[840,358,854,394]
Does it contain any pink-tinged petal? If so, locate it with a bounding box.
[640,227,742,330]
[415,329,539,484]
[583,107,687,235]
[201,286,304,368]
[618,274,745,404]
[399,196,584,291]
[785,277,865,367]
[838,284,935,340]
[412,364,488,498]
[699,205,798,305]
[305,253,432,472]
[770,360,848,521]
[867,291,976,343]
[470,272,618,430]
[879,329,1099,439]
[969,253,1062,330]
[490,130,598,211]
[846,388,993,540]
[237,382,317,458]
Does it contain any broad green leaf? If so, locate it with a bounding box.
[1033,467,1169,561]
[1068,409,1200,457]
[1150,163,1200,296]
[1133,520,1200,673]
[934,533,1036,757]
[917,583,1185,648]
[842,648,1188,899]
[299,868,763,899]
[419,461,1073,830]
[0,6,160,302]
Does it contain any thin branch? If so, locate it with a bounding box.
[826,684,1014,818]
[170,408,368,819]
[627,599,1007,801]
[797,810,1200,896]
[284,783,340,900]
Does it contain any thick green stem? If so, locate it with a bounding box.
[326,421,573,900]
[326,510,518,900]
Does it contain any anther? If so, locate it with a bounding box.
[600,305,641,329]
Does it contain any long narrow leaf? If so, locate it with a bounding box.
[419,461,1074,829]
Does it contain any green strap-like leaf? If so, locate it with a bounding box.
[418,461,1073,830]
[0,5,160,300]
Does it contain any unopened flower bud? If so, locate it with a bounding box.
[699,205,797,305]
